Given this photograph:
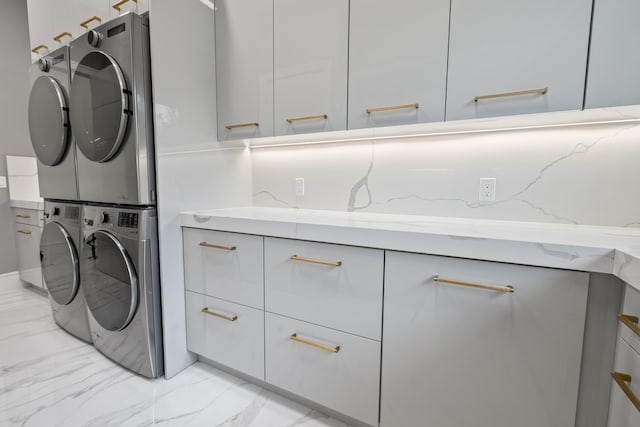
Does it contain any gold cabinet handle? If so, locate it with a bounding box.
[31,44,49,54]
[80,16,102,29]
[53,32,73,42]
[290,255,342,267]
[366,103,419,114]
[474,87,548,102]
[199,242,236,251]
[618,313,640,337]
[225,122,259,130]
[290,333,340,353]
[201,307,237,321]
[15,214,31,219]
[17,230,32,235]
[433,275,514,293]
[612,372,640,411]
[286,114,328,123]
[112,0,137,11]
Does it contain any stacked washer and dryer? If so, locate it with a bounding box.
[28,13,163,379]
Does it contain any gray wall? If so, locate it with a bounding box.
[0,0,35,274]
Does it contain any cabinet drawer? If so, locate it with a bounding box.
[264,237,383,340]
[381,251,589,427]
[619,285,640,354]
[183,228,263,309]
[608,338,640,426]
[265,312,380,426]
[13,208,43,226]
[185,291,264,380]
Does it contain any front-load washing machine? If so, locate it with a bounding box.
[69,12,155,206]
[40,201,92,342]
[80,204,163,378]
[28,46,78,201]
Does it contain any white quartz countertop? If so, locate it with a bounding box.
[180,207,640,291]
[10,199,44,210]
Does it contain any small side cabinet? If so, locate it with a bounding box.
[381,251,589,427]
[608,285,640,426]
[13,208,44,289]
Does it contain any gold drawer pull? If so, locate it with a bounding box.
[290,255,342,267]
[225,122,259,130]
[290,333,340,353]
[17,230,32,235]
[199,242,236,251]
[611,372,640,411]
[474,87,548,102]
[80,16,102,29]
[286,114,328,123]
[366,103,419,114]
[618,314,640,337]
[53,32,73,42]
[433,275,514,293]
[201,307,237,322]
[112,0,137,11]
[16,214,31,219]
[31,44,49,54]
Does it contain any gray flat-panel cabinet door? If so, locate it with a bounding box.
[446,0,592,121]
[585,0,640,109]
[215,0,274,141]
[274,0,348,136]
[381,251,589,427]
[348,0,449,130]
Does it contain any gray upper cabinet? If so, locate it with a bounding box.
[273,0,349,136]
[348,0,450,130]
[215,0,274,141]
[446,0,592,121]
[585,0,640,109]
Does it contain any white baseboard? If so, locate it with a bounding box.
[0,271,22,287]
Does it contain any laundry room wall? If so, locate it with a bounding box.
[0,0,35,275]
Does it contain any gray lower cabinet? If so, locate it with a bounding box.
[446,0,592,121]
[215,0,274,141]
[13,208,44,289]
[381,251,589,427]
[347,0,449,130]
[273,0,349,136]
[585,0,640,109]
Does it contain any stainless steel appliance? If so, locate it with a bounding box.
[80,204,163,378]
[40,201,92,342]
[28,46,78,201]
[69,13,155,205]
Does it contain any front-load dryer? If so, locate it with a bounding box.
[28,46,79,201]
[80,204,163,378]
[40,201,92,342]
[69,13,155,206]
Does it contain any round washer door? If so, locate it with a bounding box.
[70,51,130,163]
[28,76,70,166]
[40,221,80,305]
[82,230,138,331]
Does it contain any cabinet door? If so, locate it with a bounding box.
[585,0,640,108]
[607,338,640,427]
[446,0,592,120]
[348,0,449,129]
[274,0,348,136]
[381,251,589,427]
[27,0,55,62]
[14,223,43,288]
[215,0,274,141]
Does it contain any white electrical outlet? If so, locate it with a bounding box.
[479,178,496,201]
[294,178,305,196]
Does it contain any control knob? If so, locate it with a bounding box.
[52,207,60,216]
[100,212,110,224]
[38,58,51,72]
[87,30,103,47]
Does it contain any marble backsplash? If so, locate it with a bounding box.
[251,109,640,227]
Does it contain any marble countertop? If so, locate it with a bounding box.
[10,199,44,210]
[180,207,640,291]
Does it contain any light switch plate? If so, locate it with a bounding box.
[0,176,6,188]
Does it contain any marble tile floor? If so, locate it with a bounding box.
[0,278,350,427]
